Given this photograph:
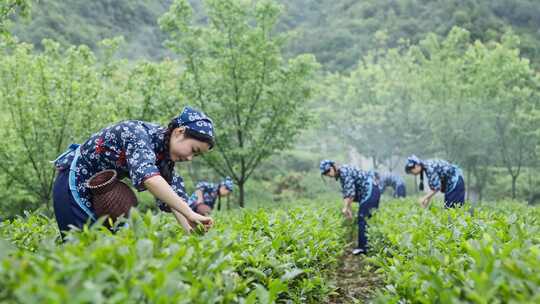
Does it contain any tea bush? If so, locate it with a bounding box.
[4,198,539,303]
[369,200,540,303]
[0,201,346,303]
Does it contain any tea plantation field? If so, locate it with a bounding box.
[1,199,539,303]
[369,200,540,303]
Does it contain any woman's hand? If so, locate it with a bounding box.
[172,210,194,234]
[342,207,353,219]
[187,211,214,230]
[342,197,354,220]
[419,197,429,208]
[419,190,437,208]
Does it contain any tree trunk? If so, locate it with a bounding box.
[478,186,483,202]
[527,168,535,204]
[466,168,471,201]
[238,181,245,208]
[511,175,517,199]
[472,162,489,203]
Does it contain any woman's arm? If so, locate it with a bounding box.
[419,190,437,208]
[144,175,213,227]
[172,209,194,233]
[340,172,355,220]
[342,197,353,219]
[421,170,442,208]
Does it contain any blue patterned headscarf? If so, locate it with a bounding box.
[319,159,335,175]
[173,106,214,139]
[219,176,234,192]
[405,155,423,173]
[405,154,425,190]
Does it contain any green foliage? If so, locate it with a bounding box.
[285,0,540,71]
[11,0,172,60]
[415,28,539,199]
[120,59,184,123]
[0,41,117,209]
[160,0,319,206]
[0,209,58,252]
[369,199,540,303]
[328,26,540,200]
[7,0,540,71]
[0,201,345,303]
[0,0,31,40]
[0,37,191,216]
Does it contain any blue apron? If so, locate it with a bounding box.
[359,176,374,205]
[52,144,96,221]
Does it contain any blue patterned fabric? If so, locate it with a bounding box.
[220,176,234,192]
[395,184,407,198]
[173,106,214,138]
[405,154,423,172]
[423,159,463,193]
[319,159,335,174]
[338,165,374,204]
[379,173,405,193]
[188,181,220,209]
[53,120,188,214]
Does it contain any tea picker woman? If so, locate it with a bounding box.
[374,172,407,198]
[320,160,380,255]
[187,177,234,215]
[52,106,214,238]
[404,155,465,208]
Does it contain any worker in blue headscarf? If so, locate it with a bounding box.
[187,177,234,215]
[374,172,406,198]
[404,155,465,208]
[52,106,215,237]
[320,160,380,255]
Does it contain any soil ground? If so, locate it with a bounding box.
[326,220,384,304]
[326,245,383,304]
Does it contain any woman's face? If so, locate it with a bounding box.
[409,164,422,175]
[169,127,210,162]
[219,186,231,196]
[324,166,337,178]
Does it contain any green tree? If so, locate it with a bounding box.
[0,0,31,40]
[414,28,499,200]
[285,0,540,71]
[0,40,118,212]
[339,47,428,171]
[485,49,539,198]
[160,0,319,206]
[403,28,539,200]
[328,27,540,201]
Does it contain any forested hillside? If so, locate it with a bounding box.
[13,0,540,70]
[283,0,540,70]
[12,0,173,59]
